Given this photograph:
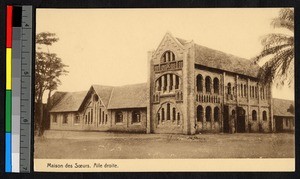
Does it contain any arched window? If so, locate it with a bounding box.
[172,108,176,122]
[161,108,165,121]
[196,75,203,92]
[132,110,141,123]
[161,51,175,62]
[213,78,219,94]
[197,105,203,122]
[227,83,231,95]
[206,106,212,122]
[115,111,123,123]
[167,103,171,120]
[175,76,180,89]
[205,76,211,93]
[252,110,257,121]
[263,111,267,121]
[214,107,219,122]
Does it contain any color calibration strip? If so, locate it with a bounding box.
[6,5,13,172]
[6,5,32,173]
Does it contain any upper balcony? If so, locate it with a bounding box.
[154,60,183,73]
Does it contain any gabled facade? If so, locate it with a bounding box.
[49,32,292,135]
[147,32,273,134]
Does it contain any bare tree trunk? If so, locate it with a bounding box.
[37,89,44,136]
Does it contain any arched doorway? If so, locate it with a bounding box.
[237,107,246,133]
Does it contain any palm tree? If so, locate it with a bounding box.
[254,8,294,87]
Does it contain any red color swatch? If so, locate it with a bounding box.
[6,6,13,48]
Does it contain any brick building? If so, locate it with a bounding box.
[48,32,294,134]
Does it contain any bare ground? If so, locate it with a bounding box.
[34,130,294,159]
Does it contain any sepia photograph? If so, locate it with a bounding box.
[33,8,295,171]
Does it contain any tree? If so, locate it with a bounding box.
[35,32,68,136]
[254,8,294,87]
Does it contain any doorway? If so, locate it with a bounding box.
[237,107,246,133]
[223,105,229,133]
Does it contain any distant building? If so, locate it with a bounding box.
[273,98,295,132]
[48,32,294,134]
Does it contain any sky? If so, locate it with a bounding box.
[36,8,294,101]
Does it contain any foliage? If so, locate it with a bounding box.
[35,32,68,135]
[254,8,294,87]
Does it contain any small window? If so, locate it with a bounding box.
[74,114,80,124]
[105,114,108,124]
[132,110,141,123]
[52,114,57,123]
[115,111,123,123]
[93,94,99,102]
[285,119,289,126]
[252,110,257,121]
[63,114,68,124]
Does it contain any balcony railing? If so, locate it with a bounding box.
[196,93,220,103]
[154,60,183,73]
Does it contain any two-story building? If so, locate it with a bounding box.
[48,32,293,135]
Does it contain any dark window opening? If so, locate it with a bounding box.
[53,114,57,123]
[197,105,203,122]
[196,75,203,92]
[213,78,219,94]
[172,108,176,122]
[205,76,211,93]
[263,111,267,121]
[214,107,219,122]
[115,111,123,123]
[252,110,257,121]
[206,106,212,122]
[227,83,231,95]
[63,114,68,124]
[167,103,171,120]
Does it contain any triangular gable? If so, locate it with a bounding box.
[152,32,186,61]
[79,85,114,111]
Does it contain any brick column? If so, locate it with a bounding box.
[182,42,195,134]
[173,74,176,92]
[146,50,155,133]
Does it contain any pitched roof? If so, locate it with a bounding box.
[48,91,67,109]
[272,98,294,117]
[176,37,261,78]
[49,91,88,112]
[107,83,147,109]
[91,85,114,107]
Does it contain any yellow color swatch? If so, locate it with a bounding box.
[6,48,12,90]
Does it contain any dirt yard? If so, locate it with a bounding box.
[34,130,294,159]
